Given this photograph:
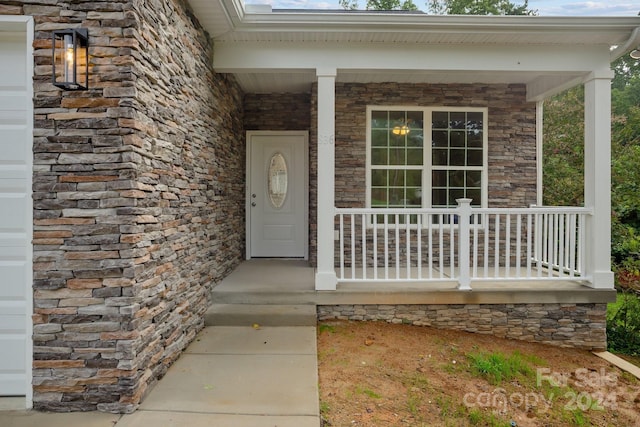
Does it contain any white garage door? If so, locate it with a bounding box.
[0,24,32,396]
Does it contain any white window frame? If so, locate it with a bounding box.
[366,105,489,226]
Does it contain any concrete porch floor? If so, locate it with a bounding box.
[212,259,616,305]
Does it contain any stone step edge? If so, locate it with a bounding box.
[205,303,318,327]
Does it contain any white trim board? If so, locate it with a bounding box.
[0,14,34,409]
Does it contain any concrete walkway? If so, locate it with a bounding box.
[0,326,320,427]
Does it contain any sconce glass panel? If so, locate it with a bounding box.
[52,29,88,90]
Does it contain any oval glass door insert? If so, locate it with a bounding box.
[268,152,288,208]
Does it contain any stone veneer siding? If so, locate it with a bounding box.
[244,93,311,131]
[317,303,607,351]
[310,82,537,266]
[14,0,244,412]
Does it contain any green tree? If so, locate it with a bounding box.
[339,0,418,10]
[427,0,535,15]
[612,52,640,92]
[542,86,585,207]
[368,0,418,10]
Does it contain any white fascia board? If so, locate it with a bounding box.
[233,13,640,43]
[214,41,610,74]
[224,0,246,24]
[239,12,639,32]
[187,0,252,37]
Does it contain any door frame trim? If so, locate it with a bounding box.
[245,131,309,260]
[0,14,34,408]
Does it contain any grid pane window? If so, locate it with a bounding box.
[430,110,484,207]
[368,107,486,222]
[370,110,424,209]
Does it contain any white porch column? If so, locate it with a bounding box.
[583,70,615,289]
[456,198,472,291]
[315,68,338,290]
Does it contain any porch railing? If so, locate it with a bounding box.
[334,199,592,288]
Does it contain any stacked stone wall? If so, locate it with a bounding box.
[310,82,537,266]
[11,0,244,412]
[317,303,607,351]
[118,0,245,412]
[244,93,310,131]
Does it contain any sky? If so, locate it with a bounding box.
[249,0,640,16]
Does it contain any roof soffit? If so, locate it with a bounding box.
[196,2,640,94]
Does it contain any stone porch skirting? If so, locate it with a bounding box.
[317,303,607,351]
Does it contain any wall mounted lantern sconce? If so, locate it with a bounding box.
[52,29,89,90]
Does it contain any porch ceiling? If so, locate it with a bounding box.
[188,0,640,95]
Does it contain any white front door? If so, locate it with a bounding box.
[247,132,308,258]
[0,23,32,397]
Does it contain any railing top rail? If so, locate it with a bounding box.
[334,206,593,215]
[335,207,456,215]
[473,207,593,215]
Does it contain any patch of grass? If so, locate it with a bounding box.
[468,409,483,425]
[403,372,429,422]
[436,394,466,419]
[621,370,640,384]
[403,371,429,390]
[355,385,381,399]
[406,393,422,418]
[318,323,336,334]
[319,401,330,414]
[467,351,533,385]
[521,352,547,366]
[561,408,590,427]
[467,408,512,426]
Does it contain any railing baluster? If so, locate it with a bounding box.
[547,214,558,277]
[361,214,367,280]
[564,214,573,273]
[373,213,378,280]
[516,214,522,278]
[494,214,500,278]
[568,213,576,278]
[484,213,489,278]
[439,214,444,279]
[541,213,547,277]
[395,213,400,280]
[339,214,344,280]
[428,214,433,279]
[417,214,422,280]
[555,213,561,272]
[450,212,455,279]
[578,213,585,277]
[526,213,532,278]
[350,214,356,280]
[384,213,389,280]
[505,213,511,278]
[406,214,411,279]
[472,213,479,278]
[558,212,565,276]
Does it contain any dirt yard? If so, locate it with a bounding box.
[317,320,640,427]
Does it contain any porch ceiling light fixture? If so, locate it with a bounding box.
[631,49,640,60]
[52,29,89,90]
[392,125,410,136]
